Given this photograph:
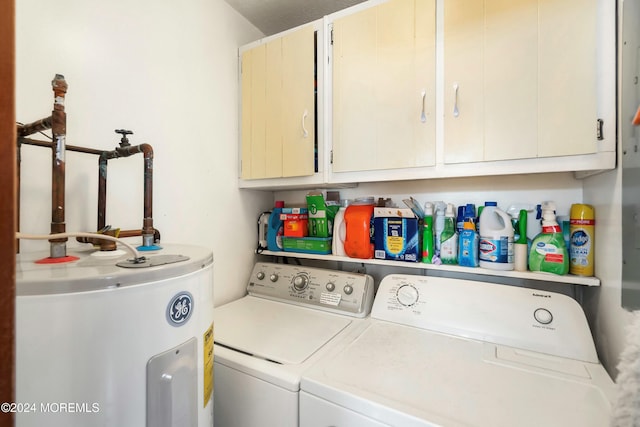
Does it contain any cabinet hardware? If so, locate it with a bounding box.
[302,110,309,138]
[420,91,427,123]
[453,83,460,117]
[596,119,603,140]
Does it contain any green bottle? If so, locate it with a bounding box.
[440,203,458,265]
[528,202,569,275]
[422,203,435,263]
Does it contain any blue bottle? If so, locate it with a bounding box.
[266,201,285,251]
[458,220,479,267]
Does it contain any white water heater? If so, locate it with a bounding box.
[15,244,214,427]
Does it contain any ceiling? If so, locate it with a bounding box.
[225,0,367,36]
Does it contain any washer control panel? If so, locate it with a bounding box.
[247,262,375,318]
[372,274,599,363]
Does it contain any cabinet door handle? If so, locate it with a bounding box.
[420,90,427,123]
[302,109,309,138]
[453,83,460,117]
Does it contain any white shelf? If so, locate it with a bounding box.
[258,250,601,287]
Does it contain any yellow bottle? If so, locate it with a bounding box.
[569,204,595,276]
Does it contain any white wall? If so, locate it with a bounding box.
[15,0,271,306]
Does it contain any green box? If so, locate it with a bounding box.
[306,194,338,238]
[282,237,332,254]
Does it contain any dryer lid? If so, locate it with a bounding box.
[214,296,351,364]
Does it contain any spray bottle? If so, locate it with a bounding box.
[422,203,435,264]
[440,203,458,264]
[528,201,569,275]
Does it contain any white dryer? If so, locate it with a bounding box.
[213,262,375,427]
[300,274,616,427]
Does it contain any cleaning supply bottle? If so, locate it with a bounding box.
[332,199,350,257]
[422,202,435,264]
[569,203,595,276]
[479,205,514,270]
[343,197,375,259]
[528,202,569,275]
[440,203,458,264]
[458,220,479,267]
[509,208,528,271]
[433,201,446,255]
[266,200,285,251]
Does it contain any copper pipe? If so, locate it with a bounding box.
[20,137,104,155]
[17,116,52,137]
[49,74,68,258]
[98,142,155,246]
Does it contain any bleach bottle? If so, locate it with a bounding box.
[479,205,514,270]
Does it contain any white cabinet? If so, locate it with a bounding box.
[239,22,324,187]
[444,0,600,164]
[237,0,615,190]
[330,0,436,173]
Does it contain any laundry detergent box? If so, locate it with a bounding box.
[280,208,308,237]
[306,193,338,238]
[373,208,422,262]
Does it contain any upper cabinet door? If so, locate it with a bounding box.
[240,24,316,180]
[331,0,436,173]
[538,0,597,157]
[444,0,598,164]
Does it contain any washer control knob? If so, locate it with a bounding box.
[397,284,419,307]
[256,271,265,280]
[269,273,278,282]
[343,285,353,295]
[293,274,308,291]
[326,282,336,292]
[534,308,553,325]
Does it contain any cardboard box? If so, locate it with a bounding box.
[306,194,338,238]
[280,208,309,237]
[373,208,422,262]
[282,237,332,254]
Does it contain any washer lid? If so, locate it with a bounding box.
[301,320,615,427]
[214,296,351,365]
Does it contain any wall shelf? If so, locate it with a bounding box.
[257,250,601,287]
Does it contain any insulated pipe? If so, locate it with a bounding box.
[49,74,68,258]
[98,142,155,247]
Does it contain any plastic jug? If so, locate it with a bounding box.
[479,206,514,270]
[332,199,351,257]
[343,198,375,259]
[266,200,285,251]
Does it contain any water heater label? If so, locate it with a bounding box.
[203,323,214,408]
[166,291,194,326]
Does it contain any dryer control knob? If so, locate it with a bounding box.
[343,285,353,295]
[256,271,265,280]
[326,282,335,292]
[270,273,279,282]
[397,284,419,307]
[293,274,308,291]
[534,308,553,325]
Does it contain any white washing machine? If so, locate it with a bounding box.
[300,274,616,427]
[16,244,214,427]
[213,262,375,427]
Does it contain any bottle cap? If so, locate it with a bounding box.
[445,203,455,217]
[485,201,497,207]
[275,200,285,208]
[424,202,434,216]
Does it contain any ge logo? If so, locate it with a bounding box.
[166,292,194,327]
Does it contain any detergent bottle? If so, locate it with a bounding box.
[266,200,285,251]
[528,202,569,275]
[343,197,375,259]
[458,220,479,267]
[332,199,351,257]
